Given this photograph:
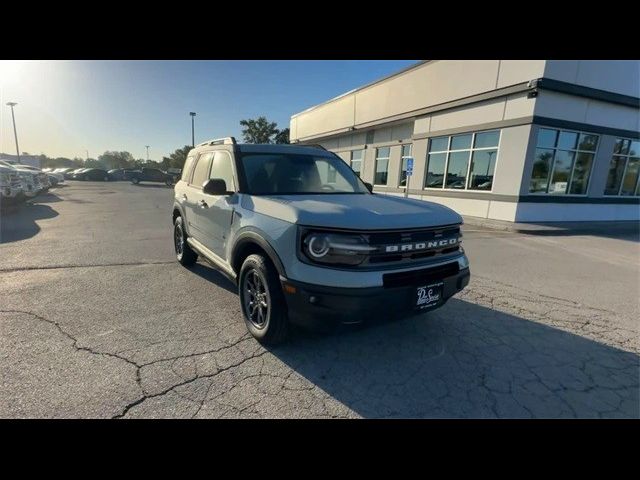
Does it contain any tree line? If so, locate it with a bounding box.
[32,116,290,172]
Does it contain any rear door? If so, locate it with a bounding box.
[194,150,237,257]
[182,151,214,243]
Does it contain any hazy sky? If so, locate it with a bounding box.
[0,60,416,160]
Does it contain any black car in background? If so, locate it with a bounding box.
[107,168,136,181]
[73,168,111,181]
[129,167,174,186]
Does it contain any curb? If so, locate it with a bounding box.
[462,216,640,236]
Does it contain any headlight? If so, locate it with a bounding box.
[302,231,376,266]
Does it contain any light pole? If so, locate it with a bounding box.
[486,151,495,175]
[189,112,196,147]
[6,102,20,162]
[145,145,150,162]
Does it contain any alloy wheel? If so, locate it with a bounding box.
[243,269,270,328]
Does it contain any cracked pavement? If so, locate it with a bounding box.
[1,182,638,418]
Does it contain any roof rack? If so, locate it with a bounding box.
[305,144,327,150]
[197,137,237,147]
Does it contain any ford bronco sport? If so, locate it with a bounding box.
[172,137,470,344]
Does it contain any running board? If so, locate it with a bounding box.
[186,237,237,282]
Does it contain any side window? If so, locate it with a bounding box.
[190,152,213,188]
[209,151,236,191]
[181,155,195,181]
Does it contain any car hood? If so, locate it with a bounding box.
[242,193,463,230]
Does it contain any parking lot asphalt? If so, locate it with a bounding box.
[1,182,638,418]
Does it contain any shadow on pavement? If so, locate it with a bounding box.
[268,298,639,418]
[188,261,237,294]
[0,201,59,243]
[27,191,63,204]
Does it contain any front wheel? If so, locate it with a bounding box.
[239,254,289,345]
[174,216,197,266]
[131,177,140,185]
[103,176,109,182]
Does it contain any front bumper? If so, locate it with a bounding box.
[282,265,470,327]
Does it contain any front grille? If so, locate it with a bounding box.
[362,225,462,267]
[383,262,459,288]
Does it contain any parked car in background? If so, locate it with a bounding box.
[16,165,64,186]
[73,168,111,181]
[167,168,182,183]
[53,167,75,176]
[0,165,24,208]
[107,168,136,181]
[65,168,86,179]
[130,167,173,185]
[0,161,42,197]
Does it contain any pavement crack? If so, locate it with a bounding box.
[113,351,269,419]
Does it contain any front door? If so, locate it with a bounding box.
[183,151,213,244]
[195,150,237,258]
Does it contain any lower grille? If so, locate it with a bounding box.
[383,262,459,288]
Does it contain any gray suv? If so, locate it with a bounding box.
[172,137,470,344]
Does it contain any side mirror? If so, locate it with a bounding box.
[203,178,229,195]
[364,182,374,193]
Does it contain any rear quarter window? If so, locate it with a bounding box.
[181,155,196,182]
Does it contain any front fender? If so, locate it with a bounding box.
[231,228,287,277]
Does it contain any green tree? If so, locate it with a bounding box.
[274,128,290,144]
[160,145,192,170]
[240,116,279,143]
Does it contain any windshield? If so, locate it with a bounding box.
[240,153,369,195]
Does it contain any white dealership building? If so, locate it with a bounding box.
[289,60,640,222]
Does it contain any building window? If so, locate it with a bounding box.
[604,138,640,196]
[399,144,412,187]
[374,147,390,186]
[350,150,363,178]
[529,128,598,195]
[424,130,499,191]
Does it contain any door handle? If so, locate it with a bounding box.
[198,199,208,208]
[181,194,187,201]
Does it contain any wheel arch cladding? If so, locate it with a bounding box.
[232,234,286,278]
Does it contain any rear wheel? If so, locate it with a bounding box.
[239,254,289,345]
[174,216,197,266]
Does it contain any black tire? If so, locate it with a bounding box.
[173,216,197,266]
[239,254,289,345]
[103,176,109,182]
[165,178,173,186]
[131,177,140,185]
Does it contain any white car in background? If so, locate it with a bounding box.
[0,165,24,207]
[0,161,41,197]
[14,164,63,186]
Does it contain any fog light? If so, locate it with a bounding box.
[458,255,469,269]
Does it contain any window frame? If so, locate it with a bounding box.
[604,137,640,197]
[423,130,501,192]
[373,146,391,187]
[398,144,413,188]
[188,150,215,189]
[208,150,238,193]
[529,127,600,196]
[349,149,364,178]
